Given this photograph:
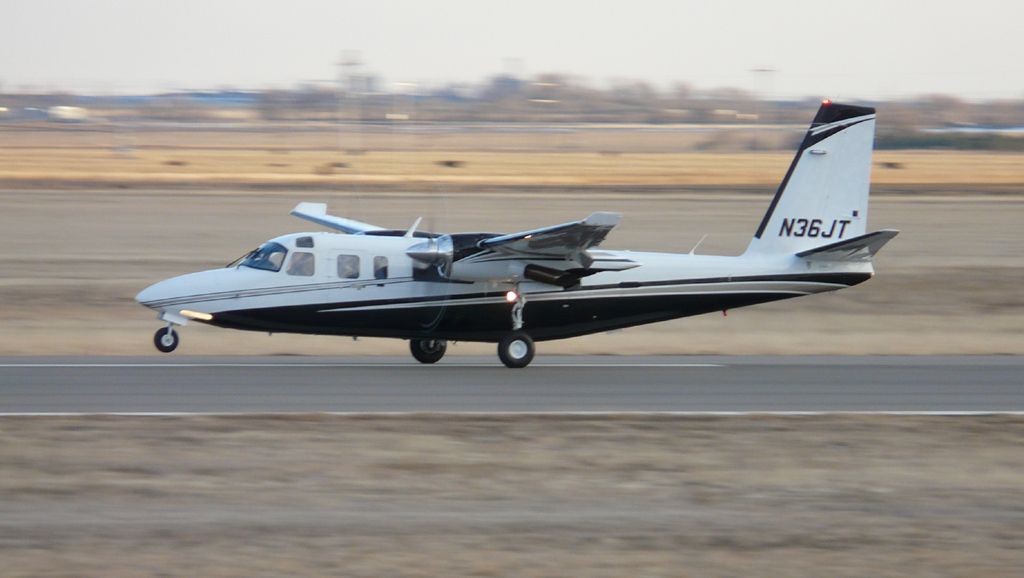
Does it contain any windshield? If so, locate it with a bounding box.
[239,242,288,272]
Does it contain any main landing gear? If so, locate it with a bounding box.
[497,287,535,368]
[410,338,447,364]
[498,331,535,368]
[153,325,179,353]
[408,286,537,368]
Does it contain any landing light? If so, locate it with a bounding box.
[505,290,519,303]
[179,309,213,321]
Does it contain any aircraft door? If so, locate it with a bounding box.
[386,251,411,280]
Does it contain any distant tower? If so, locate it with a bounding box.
[750,67,777,151]
[333,51,366,214]
[337,50,363,95]
[502,57,524,80]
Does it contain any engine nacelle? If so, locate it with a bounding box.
[449,260,526,283]
[407,234,579,286]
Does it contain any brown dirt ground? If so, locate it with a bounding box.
[1,188,1022,355]
[2,414,1023,578]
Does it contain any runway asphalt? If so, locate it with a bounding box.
[0,355,1021,413]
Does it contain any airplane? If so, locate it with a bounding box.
[136,101,897,368]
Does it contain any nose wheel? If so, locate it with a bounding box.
[498,331,535,368]
[153,326,179,353]
[410,338,447,364]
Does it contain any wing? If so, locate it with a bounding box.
[290,202,385,234]
[405,212,637,288]
[478,212,621,264]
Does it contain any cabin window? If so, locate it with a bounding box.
[373,256,389,280]
[287,252,315,276]
[296,236,314,248]
[240,242,287,272]
[337,254,360,279]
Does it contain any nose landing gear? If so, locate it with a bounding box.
[153,325,179,353]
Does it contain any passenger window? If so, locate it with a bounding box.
[337,254,360,279]
[373,256,388,280]
[287,252,315,276]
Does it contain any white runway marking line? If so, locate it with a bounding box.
[0,362,723,369]
[2,411,1023,417]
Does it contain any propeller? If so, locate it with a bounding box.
[406,234,454,277]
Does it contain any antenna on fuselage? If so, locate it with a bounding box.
[404,217,423,238]
[689,234,708,255]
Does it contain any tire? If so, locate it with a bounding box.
[410,338,447,364]
[153,327,179,353]
[498,331,535,368]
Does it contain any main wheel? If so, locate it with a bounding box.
[153,327,179,353]
[498,331,535,368]
[409,338,447,364]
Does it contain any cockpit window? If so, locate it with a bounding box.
[240,242,288,272]
[296,236,314,248]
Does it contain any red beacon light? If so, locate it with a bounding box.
[822,98,832,106]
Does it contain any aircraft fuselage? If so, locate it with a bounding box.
[137,231,872,342]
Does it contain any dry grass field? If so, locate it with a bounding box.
[2,414,1023,577]
[2,124,1024,189]
[2,146,1024,189]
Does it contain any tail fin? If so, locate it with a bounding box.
[745,101,877,255]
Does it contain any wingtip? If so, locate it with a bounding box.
[291,201,326,216]
[585,212,621,227]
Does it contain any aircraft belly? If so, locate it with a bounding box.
[202,272,866,340]
[207,289,800,342]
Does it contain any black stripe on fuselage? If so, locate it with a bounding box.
[211,292,797,341]
[146,271,870,311]
[201,272,870,342]
[585,271,871,292]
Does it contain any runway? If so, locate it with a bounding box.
[1,355,1021,413]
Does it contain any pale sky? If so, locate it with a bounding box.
[2,0,1021,99]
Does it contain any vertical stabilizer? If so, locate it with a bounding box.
[745,101,876,255]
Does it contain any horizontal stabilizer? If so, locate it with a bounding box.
[290,202,385,234]
[796,229,899,262]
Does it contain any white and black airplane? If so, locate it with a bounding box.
[137,101,897,367]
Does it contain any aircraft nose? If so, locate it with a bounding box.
[136,268,239,312]
[135,279,172,309]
